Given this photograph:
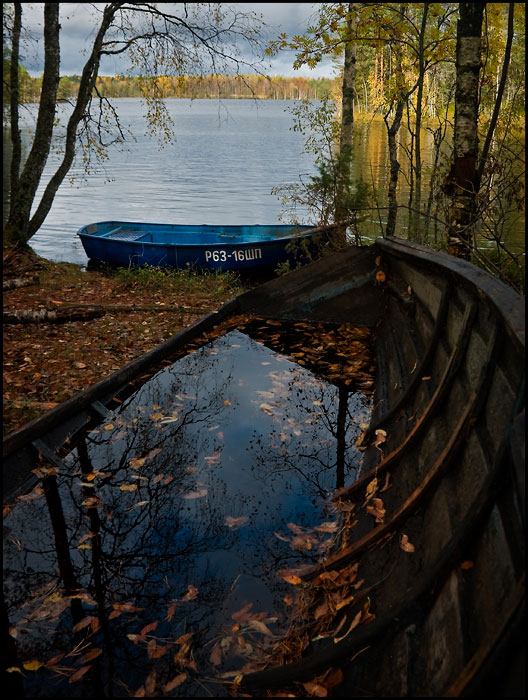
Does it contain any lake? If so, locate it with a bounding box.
[3,98,524,263]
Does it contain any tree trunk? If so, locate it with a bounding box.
[339,4,357,162]
[445,3,485,259]
[5,3,60,246]
[333,3,357,248]
[5,3,120,245]
[384,98,405,237]
[9,4,22,198]
[409,3,429,242]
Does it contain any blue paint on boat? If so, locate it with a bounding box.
[77,220,324,271]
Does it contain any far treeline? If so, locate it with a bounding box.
[11,71,341,103]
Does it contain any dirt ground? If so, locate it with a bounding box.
[3,248,242,435]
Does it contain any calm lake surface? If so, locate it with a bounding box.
[4,317,372,696]
[3,98,524,263]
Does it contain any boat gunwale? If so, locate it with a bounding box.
[4,237,524,467]
[76,220,322,249]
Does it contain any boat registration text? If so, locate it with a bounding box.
[205,248,262,263]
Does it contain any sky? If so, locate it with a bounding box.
[17,3,339,79]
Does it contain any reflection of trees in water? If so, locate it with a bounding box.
[4,329,372,696]
[4,344,241,695]
[248,364,370,496]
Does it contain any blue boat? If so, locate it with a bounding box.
[77,220,325,271]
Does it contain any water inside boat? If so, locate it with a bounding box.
[3,318,374,697]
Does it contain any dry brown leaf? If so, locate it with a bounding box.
[80,648,102,663]
[69,665,91,683]
[182,584,198,601]
[302,681,328,697]
[147,640,168,659]
[400,534,415,552]
[248,619,273,636]
[163,673,187,692]
[366,497,386,523]
[209,643,222,666]
[364,477,378,503]
[144,670,157,696]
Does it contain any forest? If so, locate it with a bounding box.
[3,2,525,288]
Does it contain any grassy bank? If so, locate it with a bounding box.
[3,251,241,435]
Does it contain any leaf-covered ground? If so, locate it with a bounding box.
[3,249,241,435]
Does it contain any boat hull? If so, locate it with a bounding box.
[4,237,525,697]
[77,221,323,271]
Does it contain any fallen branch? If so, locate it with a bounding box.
[3,275,40,291]
[3,307,106,324]
[3,304,210,324]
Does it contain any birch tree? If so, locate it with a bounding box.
[444,2,485,259]
[4,2,267,248]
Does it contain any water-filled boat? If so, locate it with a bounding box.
[4,237,524,697]
[77,220,325,270]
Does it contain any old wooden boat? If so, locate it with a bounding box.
[3,237,524,697]
[76,220,324,271]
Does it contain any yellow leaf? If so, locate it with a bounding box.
[104,424,114,431]
[23,660,43,671]
[129,457,146,469]
[119,483,137,491]
[364,477,378,503]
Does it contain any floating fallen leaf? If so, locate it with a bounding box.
[223,399,231,406]
[140,621,159,637]
[103,423,114,431]
[163,673,187,692]
[69,665,91,683]
[23,660,43,671]
[182,584,198,601]
[129,457,146,469]
[80,648,102,663]
[400,533,415,552]
[279,573,302,585]
[120,483,137,491]
[376,270,386,283]
[182,488,208,499]
[315,521,339,533]
[17,485,44,502]
[81,496,101,508]
[260,403,274,415]
[460,560,474,570]
[73,615,99,633]
[302,681,328,697]
[249,619,274,636]
[147,640,168,659]
[225,516,249,529]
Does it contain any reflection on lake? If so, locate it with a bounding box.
[3,98,523,262]
[3,320,372,697]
